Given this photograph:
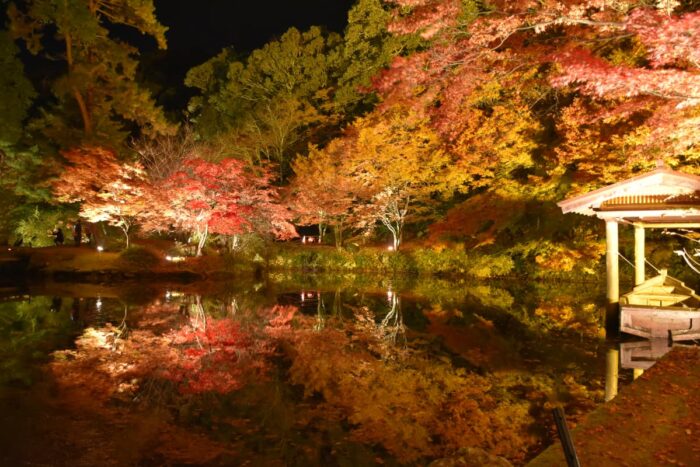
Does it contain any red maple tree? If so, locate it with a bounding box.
[153,158,296,256]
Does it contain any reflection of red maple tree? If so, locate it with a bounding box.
[153,304,299,395]
[50,305,301,401]
[160,319,269,394]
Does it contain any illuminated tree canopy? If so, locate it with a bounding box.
[1,0,699,271]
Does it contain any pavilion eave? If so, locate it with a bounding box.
[557,167,700,216]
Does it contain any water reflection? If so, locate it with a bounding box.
[620,339,675,371]
[605,338,699,401]
[0,278,614,465]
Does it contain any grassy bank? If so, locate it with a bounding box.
[3,240,611,283]
[262,243,604,280]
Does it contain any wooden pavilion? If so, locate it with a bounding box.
[559,163,700,397]
[557,163,700,328]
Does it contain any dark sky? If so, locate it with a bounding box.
[155,0,354,69]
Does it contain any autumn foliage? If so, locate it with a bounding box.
[268,305,537,463]
[52,147,295,253]
[21,1,700,271]
[154,158,296,255]
[160,318,270,394]
[53,147,152,247]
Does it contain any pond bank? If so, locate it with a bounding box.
[529,346,700,466]
[1,243,606,285]
[0,246,220,283]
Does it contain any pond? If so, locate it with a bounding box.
[0,273,628,466]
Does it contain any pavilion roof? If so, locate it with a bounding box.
[558,166,700,221]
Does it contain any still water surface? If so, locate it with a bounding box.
[0,274,629,466]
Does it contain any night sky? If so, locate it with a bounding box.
[0,1,354,112]
[150,0,355,111]
[156,1,354,69]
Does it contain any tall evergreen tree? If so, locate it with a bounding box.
[8,0,173,148]
[186,26,343,179]
[0,31,35,146]
[334,0,414,112]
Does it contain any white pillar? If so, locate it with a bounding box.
[606,220,620,309]
[634,224,645,286]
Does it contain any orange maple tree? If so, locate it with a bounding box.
[53,147,153,248]
[289,139,359,247]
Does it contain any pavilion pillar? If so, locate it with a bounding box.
[634,224,645,286]
[606,220,620,332]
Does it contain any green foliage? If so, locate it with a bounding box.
[0,297,75,387]
[0,137,60,244]
[411,247,514,278]
[1,144,56,205]
[118,245,162,269]
[14,206,69,247]
[8,0,172,148]
[0,32,36,145]
[184,49,241,137]
[185,3,422,178]
[456,0,480,29]
[334,0,419,111]
[186,27,343,177]
[267,245,514,278]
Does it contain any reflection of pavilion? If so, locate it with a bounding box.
[620,339,674,370]
[605,340,668,402]
[605,339,697,402]
[558,163,700,338]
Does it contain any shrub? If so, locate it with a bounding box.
[265,244,515,278]
[118,245,162,269]
[14,207,68,247]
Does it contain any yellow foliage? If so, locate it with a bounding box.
[450,99,542,192]
[349,107,452,198]
[534,233,605,273]
[340,107,454,247]
[534,300,602,337]
[277,312,537,463]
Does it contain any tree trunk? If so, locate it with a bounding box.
[319,222,327,245]
[334,219,344,249]
[383,219,400,251]
[196,225,208,257]
[391,229,400,251]
[64,32,92,135]
[121,226,130,249]
[333,289,342,317]
[230,234,241,252]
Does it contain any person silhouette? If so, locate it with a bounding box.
[71,297,81,322]
[50,296,63,313]
[52,227,64,246]
[73,220,82,246]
